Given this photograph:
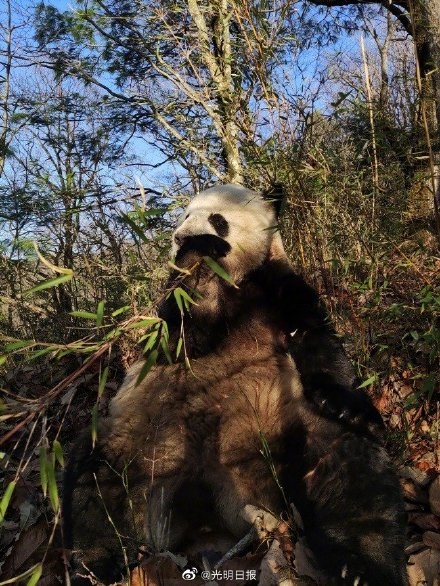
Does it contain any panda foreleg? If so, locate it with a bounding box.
[277,271,384,439]
[256,263,378,435]
[302,433,407,586]
[300,372,385,440]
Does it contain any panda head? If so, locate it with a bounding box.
[172,184,285,284]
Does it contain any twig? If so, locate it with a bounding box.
[214,526,257,569]
[0,411,36,447]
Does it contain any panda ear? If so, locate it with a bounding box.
[262,183,284,219]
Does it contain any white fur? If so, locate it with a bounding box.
[172,184,278,282]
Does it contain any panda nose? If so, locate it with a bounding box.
[174,233,186,247]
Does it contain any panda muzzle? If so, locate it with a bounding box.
[175,234,231,263]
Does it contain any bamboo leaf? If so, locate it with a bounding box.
[136,349,158,386]
[103,327,122,341]
[98,366,109,397]
[173,288,183,314]
[111,305,130,317]
[174,287,196,311]
[120,213,149,243]
[91,404,98,448]
[28,346,59,360]
[33,242,73,275]
[160,336,172,365]
[26,564,43,586]
[78,344,100,353]
[53,440,64,468]
[0,562,42,585]
[39,447,48,497]
[176,337,183,359]
[4,340,34,352]
[25,273,73,296]
[357,374,378,389]
[143,330,158,353]
[96,301,105,327]
[70,310,98,320]
[179,288,197,306]
[46,458,59,512]
[203,256,238,288]
[126,318,161,329]
[0,481,16,523]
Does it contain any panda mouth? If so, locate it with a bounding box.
[175,234,231,264]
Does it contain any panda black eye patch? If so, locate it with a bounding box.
[208,213,229,238]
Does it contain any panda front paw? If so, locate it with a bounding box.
[340,563,369,586]
[303,373,385,440]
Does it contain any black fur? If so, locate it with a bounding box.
[176,233,231,261]
[250,259,384,438]
[208,212,229,238]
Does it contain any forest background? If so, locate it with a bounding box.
[0,0,439,584]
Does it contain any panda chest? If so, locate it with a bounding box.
[176,350,303,463]
[113,325,304,474]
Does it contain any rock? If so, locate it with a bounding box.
[400,466,433,487]
[407,556,427,586]
[407,548,440,586]
[390,413,401,428]
[408,512,440,532]
[401,478,429,504]
[294,537,325,585]
[242,505,279,535]
[429,477,440,516]
[258,540,295,585]
[405,542,426,555]
[423,531,440,551]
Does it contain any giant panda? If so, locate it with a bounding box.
[63,184,407,585]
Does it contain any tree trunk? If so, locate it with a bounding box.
[422,0,440,130]
[412,0,440,231]
[187,0,243,184]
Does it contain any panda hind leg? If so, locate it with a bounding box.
[63,432,144,585]
[302,433,407,586]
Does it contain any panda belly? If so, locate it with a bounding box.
[108,336,360,555]
[183,354,309,538]
[182,348,302,456]
[111,347,304,546]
